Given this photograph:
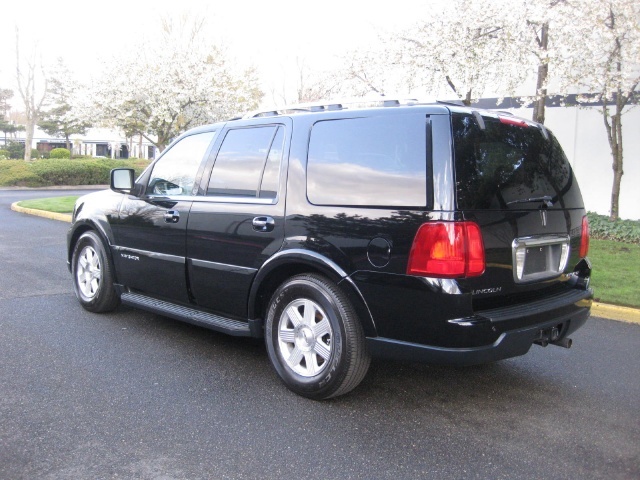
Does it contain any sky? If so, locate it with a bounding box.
[1,0,441,108]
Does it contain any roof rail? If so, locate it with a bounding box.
[241,96,423,119]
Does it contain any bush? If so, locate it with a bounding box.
[6,141,24,159]
[0,158,150,187]
[588,212,640,244]
[0,160,42,186]
[0,149,9,160]
[50,148,71,159]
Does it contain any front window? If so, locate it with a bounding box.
[147,131,216,196]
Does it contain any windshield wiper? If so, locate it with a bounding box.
[507,196,554,207]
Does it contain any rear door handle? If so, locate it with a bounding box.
[164,210,180,223]
[252,216,275,232]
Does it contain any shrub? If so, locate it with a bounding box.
[50,148,71,159]
[0,158,150,187]
[6,141,24,159]
[0,160,43,186]
[588,212,640,245]
[0,149,9,160]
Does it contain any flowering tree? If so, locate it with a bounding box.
[38,59,92,155]
[396,0,528,105]
[97,16,263,152]
[555,0,640,220]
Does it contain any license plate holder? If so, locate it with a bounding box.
[512,235,570,283]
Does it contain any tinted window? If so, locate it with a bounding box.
[307,115,427,207]
[147,131,216,196]
[208,126,280,198]
[453,113,584,210]
[259,127,284,199]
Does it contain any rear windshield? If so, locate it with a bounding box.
[452,112,584,210]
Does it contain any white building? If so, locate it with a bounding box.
[2,126,157,160]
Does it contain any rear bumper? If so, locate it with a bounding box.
[367,288,592,366]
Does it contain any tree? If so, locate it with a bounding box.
[38,59,91,156]
[0,88,13,120]
[396,0,528,105]
[15,29,48,161]
[0,120,24,146]
[96,15,263,152]
[555,0,640,220]
[268,57,352,106]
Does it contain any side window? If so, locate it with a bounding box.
[259,127,284,199]
[147,131,216,196]
[307,115,427,206]
[207,126,283,199]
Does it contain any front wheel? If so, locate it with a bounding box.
[71,231,120,313]
[265,274,370,399]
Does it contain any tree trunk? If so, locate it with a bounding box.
[603,95,624,221]
[65,134,72,158]
[532,23,549,124]
[24,120,34,161]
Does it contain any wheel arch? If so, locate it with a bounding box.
[68,220,116,276]
[248,249,376,338]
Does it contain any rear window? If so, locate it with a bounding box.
[307,115,427,207]
[452,113,584,210]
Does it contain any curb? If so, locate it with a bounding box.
[11,202,72,223]
[9,199,640,326]
[590,302,640,325]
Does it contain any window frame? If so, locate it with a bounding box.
[198,119,291,205]
[144,129,218,198]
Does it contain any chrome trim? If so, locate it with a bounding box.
[511,235,570,283]
[143,194,277,205]
[113,245,185,264]
[190,258,257,273]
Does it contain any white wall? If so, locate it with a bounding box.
[509,106,640,220]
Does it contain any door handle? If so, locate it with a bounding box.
[164,210,180,223]
[252,216,275,232]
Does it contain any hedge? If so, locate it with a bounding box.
[587,212,640,244]
[0,158,150,187]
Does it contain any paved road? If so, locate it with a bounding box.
[1,189,639,480]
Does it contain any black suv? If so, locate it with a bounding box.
[67,100,592,399]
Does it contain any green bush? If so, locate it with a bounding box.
[0,158,150,187]
[6,141,24,159]
[49,148,71,159]
[588,212,640,244]
[0,149,9,160]
[0,160,43,186]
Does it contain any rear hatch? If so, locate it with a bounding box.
[451,110,589,309]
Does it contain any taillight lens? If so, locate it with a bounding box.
[580,215,590,258]
[407,222,485,278]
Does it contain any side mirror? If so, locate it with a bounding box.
[110,168,135,194]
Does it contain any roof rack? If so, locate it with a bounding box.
[241,96,425,119]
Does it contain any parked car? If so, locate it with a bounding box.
[67,99,592,399]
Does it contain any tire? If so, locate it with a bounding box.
[265,274,370,399]
[71,231,120,313]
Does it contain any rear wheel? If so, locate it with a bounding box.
[265,274,370,399]
[71,231,120,313]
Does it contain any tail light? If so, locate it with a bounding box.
[407,222,485,278]
[579,215,590,258]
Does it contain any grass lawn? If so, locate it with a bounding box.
[13,197,640,308]
[17,196,79,214]
[588,239,640,308]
